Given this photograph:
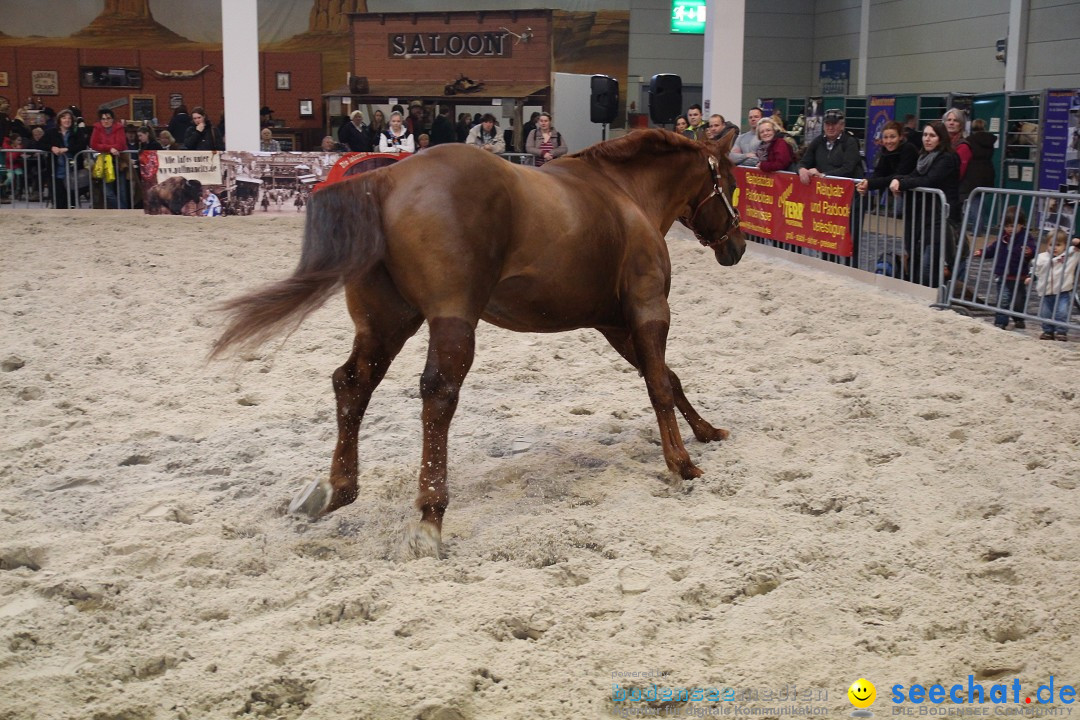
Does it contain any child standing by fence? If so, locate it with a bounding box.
[1027,228,1080,341]
[973,206,1037,330]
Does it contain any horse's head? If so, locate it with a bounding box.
[679,133,745,266]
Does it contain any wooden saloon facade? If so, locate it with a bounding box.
[324,10,553,143]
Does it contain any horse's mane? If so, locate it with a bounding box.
[571,128,726,167]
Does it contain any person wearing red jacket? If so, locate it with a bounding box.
[89,108,130,209]
[754,118,794,172]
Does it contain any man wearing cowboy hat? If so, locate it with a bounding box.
[338,109,373,152]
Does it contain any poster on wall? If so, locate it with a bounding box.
[31,70,58,95]
[804,97,824,146]
[865,96,896,173]
[819,60,849,95]
[1039,89,1079,191]
[758,98,774,117]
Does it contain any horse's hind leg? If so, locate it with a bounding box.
[599,328,728,443]
[289,271,422,518]
[406,316,476,558]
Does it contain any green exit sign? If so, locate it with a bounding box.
[671,0,706,34]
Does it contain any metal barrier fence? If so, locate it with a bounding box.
[945,187,1080,338]
[2,147,536,212]
[740,171,952,293]
[1,148,138,211]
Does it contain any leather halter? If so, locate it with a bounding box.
[678,156,740,248]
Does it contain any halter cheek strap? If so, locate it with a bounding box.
[678,156,741,248]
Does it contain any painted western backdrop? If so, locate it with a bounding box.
[0,0,630,126]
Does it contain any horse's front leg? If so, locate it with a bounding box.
[406,316,476,559]
[599,328,728,443]
[627,318,703,480]
[667,370,729,443]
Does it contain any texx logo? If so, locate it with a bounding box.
[891,676,1077,707]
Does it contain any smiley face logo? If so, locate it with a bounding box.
[848,678,876,709]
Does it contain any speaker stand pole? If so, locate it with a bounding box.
[602,123,608,142]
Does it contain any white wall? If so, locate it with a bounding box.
[812,0,862,92]
[744,0,815,116]
[1025,0,1080,89]
[553,73,606,152]
[864,0,1011,94]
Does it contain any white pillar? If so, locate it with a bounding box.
[857,0,870,95]
[222,0,260,152]
[702,0,745,126]
[1005,0,1029,91]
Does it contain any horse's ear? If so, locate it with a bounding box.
[703,130,736,168]
[715,126,737,157]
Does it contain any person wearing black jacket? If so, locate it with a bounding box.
[902,114,921,151]
[430,105,456,146]
[889,121,960,286]
[856,120,918,193]
[957,118,997,204]
[338,110,373,152]
[183,107,225,151]
[797,110,864,182]
[168,105,192,146]
[44,108,88,209]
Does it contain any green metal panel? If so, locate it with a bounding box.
[894,94,917,124]
[844,96,868,141]
[772,98,787,124]
[1002,91,1042,191]
[784,97,806,130]
[823,96,844,113]
[917,94,949,128]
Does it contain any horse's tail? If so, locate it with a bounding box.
[210,174,389,358]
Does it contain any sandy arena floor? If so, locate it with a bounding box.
[1,211,1078,720]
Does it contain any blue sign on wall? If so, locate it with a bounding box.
[820,60,850,95]
[865,96,896,173]
[1039,89,1079,190]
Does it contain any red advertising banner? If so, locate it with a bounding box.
[732,167,856,257]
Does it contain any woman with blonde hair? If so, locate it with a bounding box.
[157,130,180,150]
[942,108,971,182]
[378,110,415,153]
[754,118,794,172]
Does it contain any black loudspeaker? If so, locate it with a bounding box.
[649,74,683,124]
[590,74,619,125]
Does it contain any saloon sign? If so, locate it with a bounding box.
[389,32,510,58]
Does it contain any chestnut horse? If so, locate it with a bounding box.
[212,129,744,557]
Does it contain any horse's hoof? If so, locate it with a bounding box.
[696,426,730,443]
[680,464,704,480]
[288,478,332,519]
[398,520,443,561]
